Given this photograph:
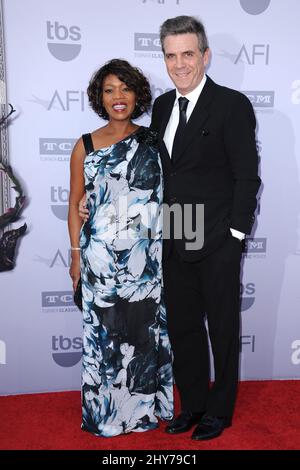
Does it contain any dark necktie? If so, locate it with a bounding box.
[171,97,189,161]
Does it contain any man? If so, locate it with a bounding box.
[150,16,261,440]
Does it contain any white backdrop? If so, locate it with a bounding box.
[1,0,300,394]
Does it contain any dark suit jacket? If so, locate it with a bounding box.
[150,76,261,261]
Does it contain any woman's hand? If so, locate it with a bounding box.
[69,257,81,291]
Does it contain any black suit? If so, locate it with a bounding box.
[151,76,261,417]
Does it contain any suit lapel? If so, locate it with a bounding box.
[158,90,176,142]
[158,91,176,170]
[174,76,216,163]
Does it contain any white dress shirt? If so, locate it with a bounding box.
[164,75,207,157]
[163,74,245,241]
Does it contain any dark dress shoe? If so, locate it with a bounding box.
[191,414,232,440]
[165,411,204,434]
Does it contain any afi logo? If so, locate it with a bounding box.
[240,282,255,311]
[235,44,270,65]
[34,249,71,268]
[51,186,69,221]
[52,335,82,367]
[0,340,6,365]
[50,249,71,268]
[291,340,300,365]
[48,90,86,111]
[47,21,81,61]
[29,92,85,112]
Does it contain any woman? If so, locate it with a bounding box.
[68,59,173,437]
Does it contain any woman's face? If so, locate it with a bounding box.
[102,74,136,121]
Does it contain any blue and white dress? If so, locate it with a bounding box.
[79,126,174,437]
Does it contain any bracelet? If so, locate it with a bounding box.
[71,247,81,251]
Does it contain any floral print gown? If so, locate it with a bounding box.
[79,126,174,437]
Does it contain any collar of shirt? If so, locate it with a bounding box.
[174,74,207,120]
[163,75,207,156]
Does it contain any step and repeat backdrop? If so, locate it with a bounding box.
[1,0,300,394]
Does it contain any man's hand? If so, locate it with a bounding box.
[79,194,89,222]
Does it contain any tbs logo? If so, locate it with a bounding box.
[47,21,81,61]
[51,186,69,221]
[240,282,255,311]
[52,335,82,367]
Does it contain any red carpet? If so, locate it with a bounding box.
[0,381,299,450]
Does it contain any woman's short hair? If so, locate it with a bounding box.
[87,59,152,120]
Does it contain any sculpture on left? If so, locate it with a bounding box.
[0,104,27,271]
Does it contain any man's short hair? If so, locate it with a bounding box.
[160,15,209,54]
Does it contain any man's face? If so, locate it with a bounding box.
[163,33,210,95]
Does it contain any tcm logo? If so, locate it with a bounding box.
[235,44,270,65]
[40,138,76,155]
[51,186,69,221]
[135,33,161,51]
[39,138,76,162]
[242,91,274,108]
[0,340,6,365]
[291,80,300,104]
[42,291,74,308]
[42,291,79,313]
[47,21,81,61]
[52,335,82,367]
[291,340,300,365]
[240,282,255,311]
[245,238,266,253]
[240,335,255,352]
